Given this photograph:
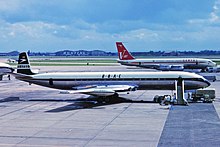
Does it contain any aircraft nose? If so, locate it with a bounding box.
[10,68,15,72]
[203,78,211,87]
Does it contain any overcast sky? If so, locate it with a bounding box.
[0,0,220,52]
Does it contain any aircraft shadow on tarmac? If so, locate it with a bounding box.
[43,97,155,113]
[0,96,155,112]
[43,97,130,112]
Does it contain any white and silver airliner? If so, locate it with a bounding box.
[116,42,217,71]
[0,62,14,80]
[11,52,210,99]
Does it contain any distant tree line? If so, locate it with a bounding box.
[0,49,220,56]
[131,50,220,56]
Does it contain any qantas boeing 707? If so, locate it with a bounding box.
[116,42,217,72]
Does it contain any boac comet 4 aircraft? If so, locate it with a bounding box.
[11,52,210,102]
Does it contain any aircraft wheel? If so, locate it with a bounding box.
[97,97,111,103]
[104,97,110,103]
[97,97,104,103]
[113,93,119,98]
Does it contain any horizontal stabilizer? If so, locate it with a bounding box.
[9,73,32,80]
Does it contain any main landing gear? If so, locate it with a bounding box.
[97,93,119,103]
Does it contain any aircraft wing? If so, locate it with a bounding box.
[61,85,138,97]
[9,73,33,80]
[140,64,184,71]
[139,64,160,69]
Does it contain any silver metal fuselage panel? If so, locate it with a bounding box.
[118,58,216,69]
[23,79,208,90]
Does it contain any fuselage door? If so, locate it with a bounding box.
[49,78,53,86]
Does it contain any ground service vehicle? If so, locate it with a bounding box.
[206,66,220,73]
[153,88,215,105]
[192,88,215,103]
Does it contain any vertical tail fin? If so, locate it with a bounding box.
[17,52,35,75]
[116,42,135,60]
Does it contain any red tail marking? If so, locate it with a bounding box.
[116,42,135,60]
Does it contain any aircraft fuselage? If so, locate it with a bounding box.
[15,71,210,91]
[118,58,216,70]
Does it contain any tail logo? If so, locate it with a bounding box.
[119,50,128,59]
[19,58,27,63]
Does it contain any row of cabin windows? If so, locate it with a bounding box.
[102,74,121,78]
[48,78,187,86]
[49,78,174,83]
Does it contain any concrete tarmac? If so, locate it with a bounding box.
[0,66,220,147]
